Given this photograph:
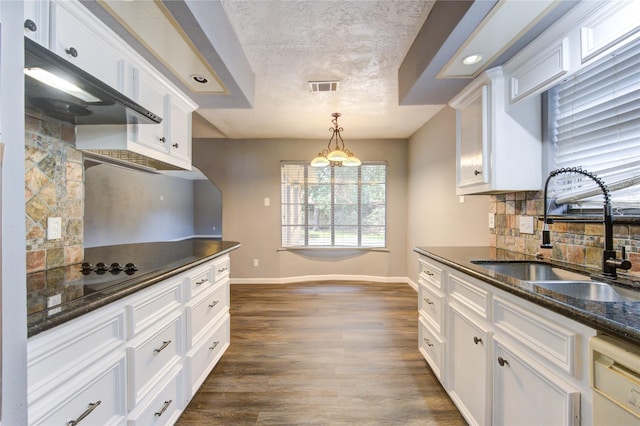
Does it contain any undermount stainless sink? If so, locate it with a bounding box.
[532,281,640,302]
[471,260,588,281]
[471,260,640,302]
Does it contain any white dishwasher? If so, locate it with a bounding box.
[590,335,640,425]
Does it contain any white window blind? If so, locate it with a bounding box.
[549,37,640,210]
[281,162,386,248]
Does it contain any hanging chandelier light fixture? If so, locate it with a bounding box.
[311,112,361,167]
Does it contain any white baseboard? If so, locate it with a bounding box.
[406,277,418,292]
[230,274,411,285]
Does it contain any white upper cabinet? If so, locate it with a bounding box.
[23,0,49,46]
[50,1,126,93]
[449,67,541,195]
[503,0,640,107]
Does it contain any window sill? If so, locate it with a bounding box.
[278,247,389,252]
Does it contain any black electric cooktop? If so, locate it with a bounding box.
[27,238,237,318]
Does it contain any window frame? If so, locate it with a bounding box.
[280,161,387,249]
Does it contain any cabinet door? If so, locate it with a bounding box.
[493,337,580,426]
[456,85,489,188]
[134,68,169,153]
[168,100,191,163]
[24,0,49,46]
[51,2,125,92]
[448,305,491,426]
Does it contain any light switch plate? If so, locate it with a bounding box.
[47,217,62,240]
[519,216,534,234]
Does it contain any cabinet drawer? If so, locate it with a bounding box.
[186,314,230,398]
[126,279,182,338]
[418,258,444,289]
[186,263,214,300]
[212,255,230,283]
[448,272,490,320]
[127,365,184,426]
[418,281,444,335]
[418,316,445,382]
[28,305,125,400]
[127,311,183,409]
[186,281,229,349]
[30,353,126,426]
[493,296,578,376]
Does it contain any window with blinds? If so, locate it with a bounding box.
[548,37,640,213]
[281,162,386,248]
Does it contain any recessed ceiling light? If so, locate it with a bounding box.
[462,54,483,65]
[191,74,209,84]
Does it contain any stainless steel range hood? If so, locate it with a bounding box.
[24,37,162,126]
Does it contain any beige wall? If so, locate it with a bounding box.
[406,106,489,284]
[193,137,408,281]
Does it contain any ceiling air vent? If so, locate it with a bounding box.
[309,81,339,92]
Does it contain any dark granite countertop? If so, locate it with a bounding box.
[414,246,640,345]
[28,238,240,337]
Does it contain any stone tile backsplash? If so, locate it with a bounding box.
[490,191,640,278]
[25,114,83,273]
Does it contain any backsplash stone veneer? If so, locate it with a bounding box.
[490,191,640,278]
[25,114,83,273]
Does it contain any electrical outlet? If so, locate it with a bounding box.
[519,216,534,234]
[488,213,495,229]
[253,259,259,267]
[47,293,62,308]
[47,217,62,240]
[264,197,270,207]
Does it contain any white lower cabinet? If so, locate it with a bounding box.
[493,336,580,426]
[29,352,127,426]
[447,303,492,426]
[27,254,232,424]
[417,255,595,425]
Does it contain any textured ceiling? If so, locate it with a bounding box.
[196,0,442,139]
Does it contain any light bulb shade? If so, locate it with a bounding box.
[311,155,330,167]
[342,155,361,167]
[327,149,347,162]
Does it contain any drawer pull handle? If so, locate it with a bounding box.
[195,279,208,286]
[423,297,434,305]
[423,338,434,347]
[154,400,172,417]
[424,270,434,276]
[67,400,101,425]
[473,336,482,345]
[209,300,220,308]
[153,340,171,354]
[65,47,78,58]
[209,341,220,350]
[497,356,508,367]
[217,267,228,273]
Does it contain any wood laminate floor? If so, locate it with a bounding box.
[177,282,466,425]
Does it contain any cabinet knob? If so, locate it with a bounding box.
[159,137,166,143]
[473,336,482,345]
[423,297,434,305]
[474,169,482,176]
[172,143,179,148]
[65,47,78,58]
[423,338,434,347]
[497,356,508,367]
[24,19,37,32]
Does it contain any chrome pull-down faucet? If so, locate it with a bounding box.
[541,167,632,279]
